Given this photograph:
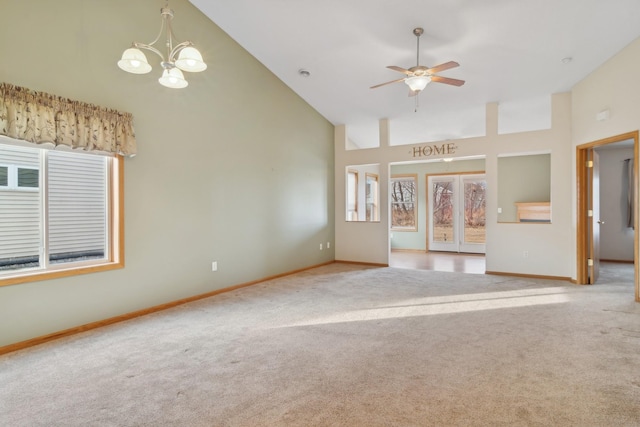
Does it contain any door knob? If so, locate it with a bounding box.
[598,220,605,225]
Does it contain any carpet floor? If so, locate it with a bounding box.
[1,263,639,426]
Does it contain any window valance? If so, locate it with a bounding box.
[0,83,136,157]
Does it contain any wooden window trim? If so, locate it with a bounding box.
[390,174,418,232]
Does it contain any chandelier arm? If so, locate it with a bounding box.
[145,13,169,52]
[132,42,166,62]
[169,41,195,62]
[165,15,176,58]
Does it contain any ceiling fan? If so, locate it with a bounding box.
[370,28,465,97]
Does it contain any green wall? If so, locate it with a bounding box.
[0,0,334,347]
[497,154,551,222]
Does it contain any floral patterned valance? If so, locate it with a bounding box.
[0,83,136,157]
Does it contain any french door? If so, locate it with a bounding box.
[428,174,486,254]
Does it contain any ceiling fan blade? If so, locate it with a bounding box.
[426,61,459,74]
[370,78,406,89]
[430,75,465,87]
[387,65,412,75]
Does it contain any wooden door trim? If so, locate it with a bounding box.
[576,131,639,302]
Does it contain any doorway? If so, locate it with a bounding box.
[427,173,486,254]
[576,131,639,302]
[388,160,486,273]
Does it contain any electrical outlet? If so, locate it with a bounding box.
[319,243,323,250]
[211,261,218,271]
[523,251,529,258]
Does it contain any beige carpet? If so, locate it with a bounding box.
[1,263,639,426]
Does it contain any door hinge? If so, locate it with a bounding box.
[587,258,594,266]
[586,160,593,168]
[587,210,593,217]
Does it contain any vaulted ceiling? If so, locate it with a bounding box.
[191,0,640,148]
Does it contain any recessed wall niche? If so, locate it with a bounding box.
[497,153,551,223]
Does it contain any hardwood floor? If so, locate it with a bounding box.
[389,250,486,274]
[390,252,634,285]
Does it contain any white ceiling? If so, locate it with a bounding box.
[190,0,640,148]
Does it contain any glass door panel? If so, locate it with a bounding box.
[429,176,457,251]
[428,174,486,254]
[461,176,486,253]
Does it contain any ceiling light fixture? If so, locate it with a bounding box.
[405,28,431,94]
[405,75,431,92]
[117,2,207,89]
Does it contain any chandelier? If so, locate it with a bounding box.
[117,2,207,89]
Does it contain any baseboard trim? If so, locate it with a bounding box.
[390,249,425,253]
[335,260,389,267]
[0,260,335,356]
[485,270,572,282]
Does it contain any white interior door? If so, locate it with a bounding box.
[428,174,486,254]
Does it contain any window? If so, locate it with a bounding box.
[346,164,381,222]
[391,174,417,230]
[18,167,39,188]
[0,142,123,286]
[0,166,8,186]
[365,173,379,222]
[0,164,39,190]
[347,169,358,221]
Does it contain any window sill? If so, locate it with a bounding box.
[0,261,124,287]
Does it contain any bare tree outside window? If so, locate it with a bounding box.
[432,181,453,241]
[391,175,417,230]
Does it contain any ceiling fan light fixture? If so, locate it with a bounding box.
[405,75,431,92]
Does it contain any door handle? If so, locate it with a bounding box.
[597,220,605,225]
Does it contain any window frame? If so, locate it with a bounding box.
[390,174,418,231]
[0,142,124,287]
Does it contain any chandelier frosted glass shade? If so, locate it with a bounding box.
[158,68,188,89]
[175,47,207,72]
[405,75,431,92]
[117,48,152,74]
